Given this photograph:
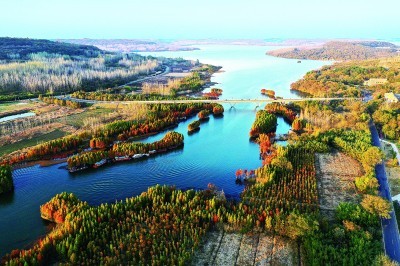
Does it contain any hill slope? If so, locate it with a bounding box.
[0,37,103,60]
[268,41,400,61]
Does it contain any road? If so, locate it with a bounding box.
[66,97,361,105]
[370,122,400,262]
[117,66,170,88]
[381,139,400,166]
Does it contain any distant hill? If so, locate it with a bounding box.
[267,41,400,61]
[59,39,199,53]
[0,37,104,60]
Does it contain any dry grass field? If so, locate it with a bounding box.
[191,230,297,266]
[315,152,363,218]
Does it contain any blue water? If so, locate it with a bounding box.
[0,112,35,123]
[0,45,327,256]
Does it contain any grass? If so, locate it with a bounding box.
[388,167,400,196]
[0,129,66,157]
[0,101,34,113]
[60,107,115,128]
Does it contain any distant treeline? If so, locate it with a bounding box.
[268,41,400,61]
[0,37,103,60]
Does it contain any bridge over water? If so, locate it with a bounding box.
[72,97,361,105]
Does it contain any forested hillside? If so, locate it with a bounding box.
[290,57,400,97]
[0,38,103,60]
[268,41,400,61]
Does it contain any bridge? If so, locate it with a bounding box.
[69,97,361,106]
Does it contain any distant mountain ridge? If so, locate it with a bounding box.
[267,41,400,61]
[58,39,200,53]
[0,37,104,60]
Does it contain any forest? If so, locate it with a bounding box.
[290,58,400,97]
[0,52,159,97]
[0,38,103,60]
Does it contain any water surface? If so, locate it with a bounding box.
[0,112,35,123]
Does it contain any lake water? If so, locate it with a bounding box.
[0,45,327,256]
[0,112,35,123]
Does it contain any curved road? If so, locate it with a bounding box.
[381,139,400,167]
[370,122,400,262]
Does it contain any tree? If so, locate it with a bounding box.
[286,213,318,240]
[361,195,391,219]
[373,253,398,266]
[361,147,384,171]
[292,118,303,132]
[355,172,379,194]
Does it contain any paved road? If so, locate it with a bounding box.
[370,122,400,262]
[65,97,361,105]
[117,66,171,88]
[381,139,400,166]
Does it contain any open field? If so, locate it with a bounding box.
[191,230,297,266]
[0,129,66,157]
[315,152,363,217]
[0,101,35,113]
[59,106,115,128]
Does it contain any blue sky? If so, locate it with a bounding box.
[1,0,399,39]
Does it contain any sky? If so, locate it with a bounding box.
[1,0,399,40]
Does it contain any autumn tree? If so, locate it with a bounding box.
[361,195,391,219]
[292,118,303,132]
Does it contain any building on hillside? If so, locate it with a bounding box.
[384,92,399,103]
[364,78,388,86]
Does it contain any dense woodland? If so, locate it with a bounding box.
[268,41,400,60]
[371,101,400,140]
[290,57,400,97]
[0,38,103,60]
[0,52,159,96]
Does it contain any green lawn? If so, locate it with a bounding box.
[0,129,66,157]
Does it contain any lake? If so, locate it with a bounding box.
[0,45,327,256]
